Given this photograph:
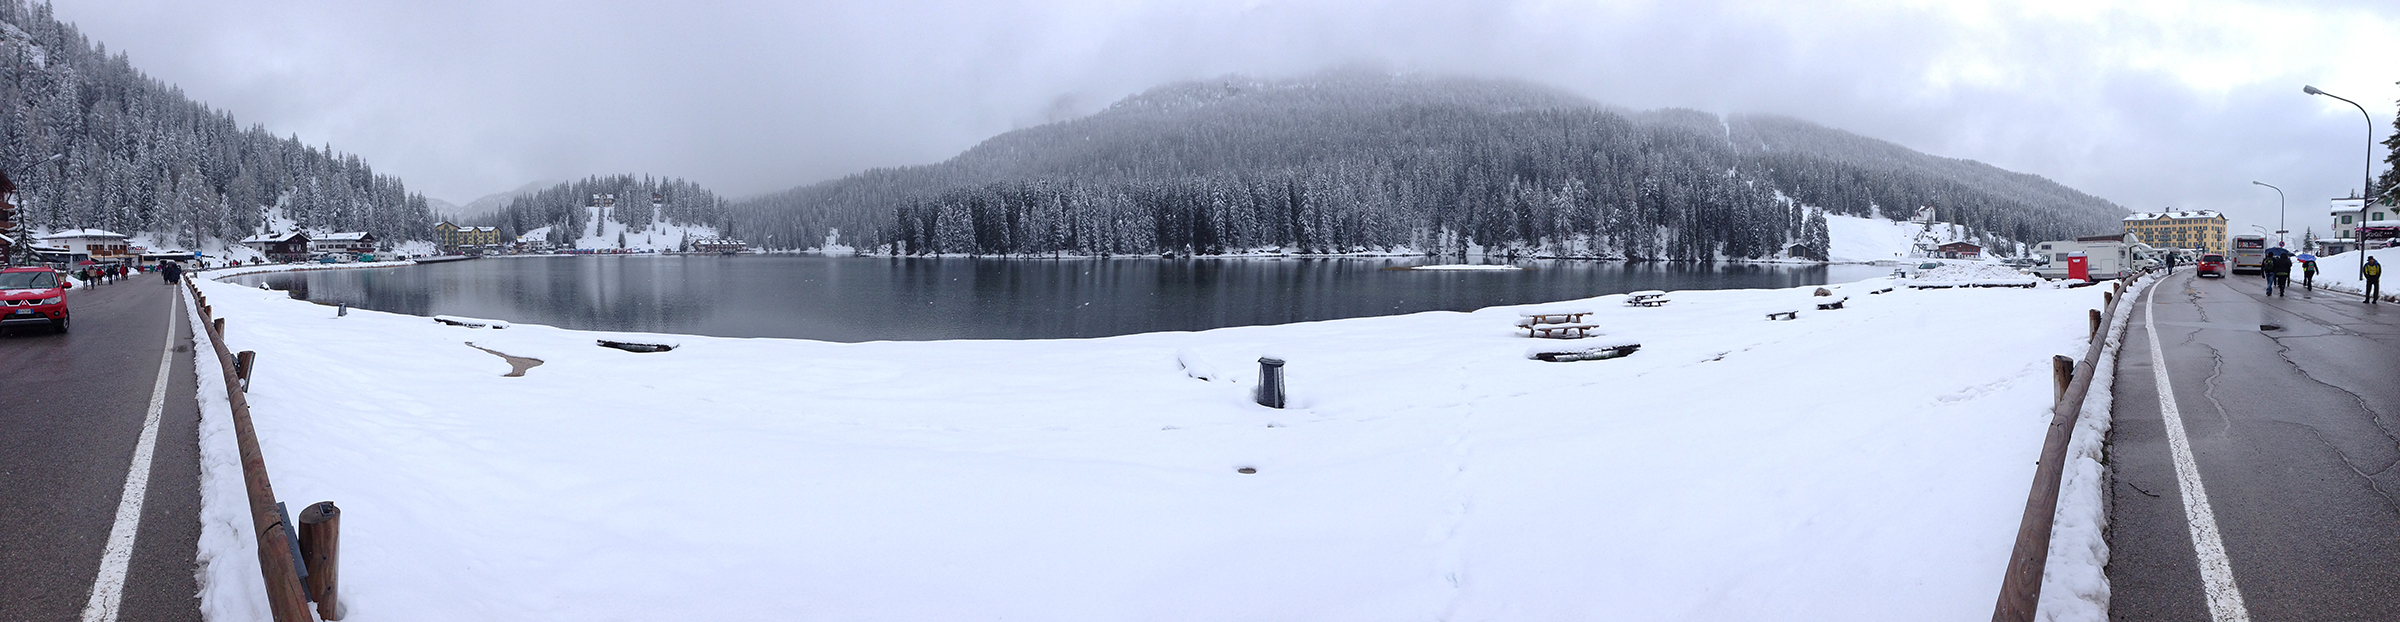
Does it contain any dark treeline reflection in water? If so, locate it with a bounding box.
[230,255,1887,342]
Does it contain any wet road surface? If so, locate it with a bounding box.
[2108,269,2400,620]
[0,276,202,622]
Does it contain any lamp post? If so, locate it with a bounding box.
[2305,84,2378,209]
[2253,181,2286,248]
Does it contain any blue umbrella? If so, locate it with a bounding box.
[2265,246,2293,258]
[2296,252,2318,263]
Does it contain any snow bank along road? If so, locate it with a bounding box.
[2110,268,2400,620]
[0,276,203,622]
[191,273,2109,620]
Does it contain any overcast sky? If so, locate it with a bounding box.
[46,0,2400,237]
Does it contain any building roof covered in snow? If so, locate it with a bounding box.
[35,228,127,240]
[2121,210,2223,222]
[241,231,310,244]
[317,231,374,242]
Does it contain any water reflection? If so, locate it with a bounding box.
[230,256,1882,342]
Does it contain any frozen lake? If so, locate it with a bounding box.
[228,255,1890,341]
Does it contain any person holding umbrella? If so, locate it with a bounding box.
[2296,251,2319,291]
[2263,246,2293,296]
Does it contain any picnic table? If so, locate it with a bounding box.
[1517,308,1593,324]
[1625,290,1671,307]
[1814,295,1848,310]
[1516,308,1597,339]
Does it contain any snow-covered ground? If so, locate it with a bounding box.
[2298,246,2400,302]
[573,205,718,251]
[187,270,2112,621]
[1827,214,1982,263]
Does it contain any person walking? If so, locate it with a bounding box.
[2299,253,2319,291]
[2268,253,2292,297]
[2367,257,2384,304]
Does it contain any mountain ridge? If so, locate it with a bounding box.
[725,72,2127,258]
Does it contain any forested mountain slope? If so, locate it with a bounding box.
[0,2,434,249]
[732,73,2128,259]
[485,175,728,248]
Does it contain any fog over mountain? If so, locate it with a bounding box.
[0,2,434,248]
[718,73,2125,259]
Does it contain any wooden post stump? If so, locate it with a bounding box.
[2088,309,2102,338]
[212,318,225,335]
[298,501,343,620]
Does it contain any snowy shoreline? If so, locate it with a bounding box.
[190,263,2108,620]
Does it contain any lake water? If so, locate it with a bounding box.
[228,255,1890,342]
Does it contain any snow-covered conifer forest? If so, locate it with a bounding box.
[0,2,434,248]
[730,73,2131,258]
[484,175,728,247]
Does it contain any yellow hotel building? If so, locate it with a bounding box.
[2121,210,2227,254]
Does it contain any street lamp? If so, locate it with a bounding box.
[2253,181,2286,247]
[2304,85,2378,205]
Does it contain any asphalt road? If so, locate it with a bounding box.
[0,274,202,622]
[2109,268,2400,620]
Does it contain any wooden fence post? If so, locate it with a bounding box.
[235,351,256,392]
[213,318,225,335]
[2088,309,2102,338]
[2052,355,2074,405]
[299,501,344,620]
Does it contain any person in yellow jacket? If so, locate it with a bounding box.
[2366,257,2383,304]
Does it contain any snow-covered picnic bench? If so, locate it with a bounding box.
[433,315,510,329]
[1765,308,1800,321]
[1625,290,1670,307]
[1523,324,1599,339]
[1517,309,1592,326]
[1516,309,1598,339]
[1814,295,1848,310]
[1526,336,1642,362]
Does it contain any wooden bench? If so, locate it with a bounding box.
[1814,296,1848,310]
[1625,290,1669,307]
[1523,323,1599,339]
[1765,310,1799,321]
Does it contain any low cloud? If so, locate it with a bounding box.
[50,0,2397,234]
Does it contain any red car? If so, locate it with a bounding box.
[0,266,73,333]
[2196,253,2227,278]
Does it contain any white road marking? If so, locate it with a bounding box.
[2144,279,2252,621]
[79,292,179,622]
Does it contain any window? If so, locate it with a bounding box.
[2343,215,2354,224]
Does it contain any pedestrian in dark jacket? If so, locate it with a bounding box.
[160,261,182,285]
[2268,254,2292,297]
[2367,257,2384,304]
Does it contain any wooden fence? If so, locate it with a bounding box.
[1990,275,2141,621]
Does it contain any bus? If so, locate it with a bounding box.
[2230,234,2267,275]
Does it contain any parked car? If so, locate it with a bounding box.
[2196,253,2226,278]
[0,266,73,334]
